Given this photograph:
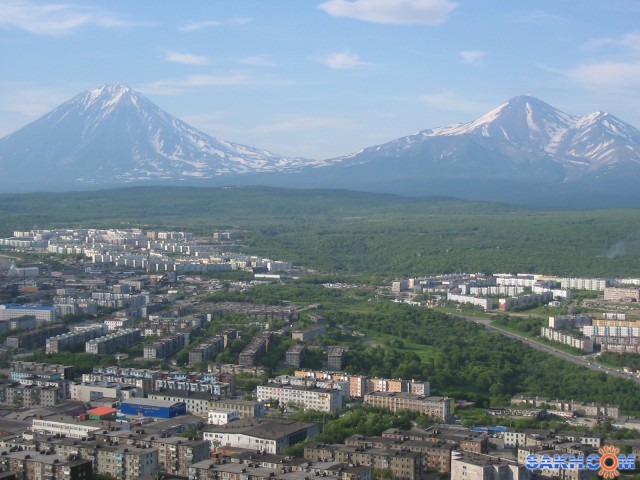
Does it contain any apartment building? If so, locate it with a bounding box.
[85,329,141,354]
[285,345,305,368]
[450,451,530,480]
[6,324,68,350]
[257,383,342,412]
[363,392,452,421]
[96,445,158,480]
[540,327,594,353]
[143,332,188,359]
[138,435,210,477]
[0,304,56,324]
[3,450,93,480]
[189,337,224,365]
[327,346,347,371]
[304,443,422,480]
[345,434,456,473]
[46,325,108,354]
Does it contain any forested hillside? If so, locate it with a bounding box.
[1,186,640,277]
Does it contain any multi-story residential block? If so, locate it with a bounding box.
[10,362,74,380]
[140,436,210,477]
[540,327,594,353]
[189,337,224,365]
[208,398,265,419]
[285,345,304,367]
[256,383,342,412]
[327,346,347,371]
[583,325,640,337]
[238,336,268,367]
[0,304,56,324]
[446,293,493,311]
[103,317,134,331]
[203,417,317,454]
[363,392,452,421]
[85,329,141,354]
[82,367,159,396]
[0,315,37,332]
[383,427,488,454]
[604,287,640,302]
[559,278,609,291]
[148,390,221,416]
[187,457,371,480]
[46,324,108,354]
[143,332,188,359]
[6,324,68,350]
[304,443,423,480]
[345,434,457,473]
[450,451,531,480]
[0,383,67,408]
[70,382,142,402]
[549,314,593,329]
[96,445,158,480]
[510,396,619,419]
[3,450,93,480]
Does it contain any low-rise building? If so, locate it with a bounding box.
[450,451,530,480]
[363,392,452,421]
[203,417,317,454]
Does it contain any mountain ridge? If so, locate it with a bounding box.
[2,85,640,206]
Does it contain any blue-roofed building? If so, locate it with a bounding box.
[121,398,186,419]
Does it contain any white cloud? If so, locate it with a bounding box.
[320,50,370,69]
[318,0,459,26]
[166,52,211,66]
[459,50,486,64]
[567,32,640,91]
[0,0,131,35]
[419,91,488,113]
[569,61,640,89]
[178,17,251,32]
[238,55,277,67]
[142,74,251,95]
[254,116,355,134]
[520,10,567,26]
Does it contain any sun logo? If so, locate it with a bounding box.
[598,446,620,478]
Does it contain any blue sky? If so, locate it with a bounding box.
[1,0,640,160]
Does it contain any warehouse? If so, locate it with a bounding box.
[120,398,186,418]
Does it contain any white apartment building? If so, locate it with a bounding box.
[257,383,342,412]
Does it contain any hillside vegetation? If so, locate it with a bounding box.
[2,186,640,277]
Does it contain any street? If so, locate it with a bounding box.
[463,315,640,384]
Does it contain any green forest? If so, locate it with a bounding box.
[208,283,640,413]
[1,186,640,277]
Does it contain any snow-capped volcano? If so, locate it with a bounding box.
[0,84,311,189]
[324,95,640,183]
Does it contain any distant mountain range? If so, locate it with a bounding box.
[2,84,640,206]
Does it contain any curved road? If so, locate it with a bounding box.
[463,315,640,384]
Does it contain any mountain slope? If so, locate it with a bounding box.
[0,84,309,190]
[289,95,640,205]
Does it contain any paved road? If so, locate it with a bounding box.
[462,315,640,384]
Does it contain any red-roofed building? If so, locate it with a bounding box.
[87,406,117,420]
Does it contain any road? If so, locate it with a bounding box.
[462,315,640,384]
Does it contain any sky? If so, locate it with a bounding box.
[1,0,640,160]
